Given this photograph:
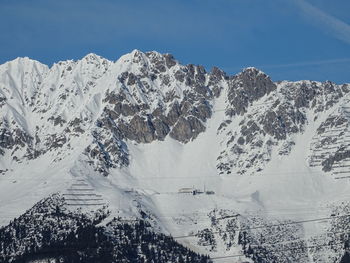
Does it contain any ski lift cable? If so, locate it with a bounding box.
[210,241,347,260]
[172,214,350,239]
[0,169,344,181]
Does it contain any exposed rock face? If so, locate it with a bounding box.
[1,51,350,176]
[322,149,350,172]
[261,104,306,140]
[83,51,222,171]
[0,96,6,108]
[101,52,215,141]
[170,116,205,142]
[0,127,31,150]
[217,79,350,175]
[308,103,350,175]
[0,120,35,161]
[226,67,276,116]
[2,52,350,263]
[0,51,215,174]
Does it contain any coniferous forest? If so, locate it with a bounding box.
[0,194,211,263]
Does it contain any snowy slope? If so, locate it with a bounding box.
[0,51,349,262]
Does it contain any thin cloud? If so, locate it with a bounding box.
[294,0,350,44]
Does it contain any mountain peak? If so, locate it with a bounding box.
[117,49,148,66]
[130,49,143,56]
[240,67,267,77]
[5,56,48,69]
[82,52,104,61]
[0,51,349,263]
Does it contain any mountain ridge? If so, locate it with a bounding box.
[0,50,349,262]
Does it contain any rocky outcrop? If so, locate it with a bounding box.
[218,79,350,175]
[322,148,350,172]
[309,105,350,174]
[226,68,276,116]
[261,104,305,140]
[101,51,215,144]
[0,96,6,108]
[170,116,205,143]
[1,51,350,176]
[0,120,34,162]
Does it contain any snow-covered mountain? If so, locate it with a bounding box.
[0,50,349,262]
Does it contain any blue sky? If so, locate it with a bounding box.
[1,0,349,83]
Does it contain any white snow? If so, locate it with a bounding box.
[0,52,349,261]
